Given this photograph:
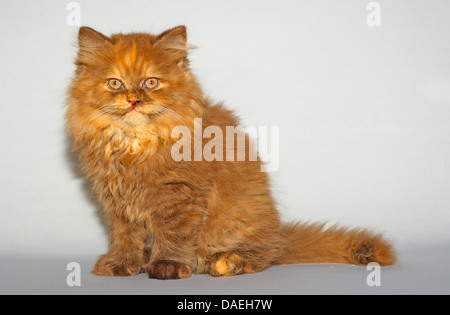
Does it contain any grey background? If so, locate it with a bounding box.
[0,0,449,294]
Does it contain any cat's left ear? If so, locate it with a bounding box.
[153,25,191,65]
[154,25,187,50]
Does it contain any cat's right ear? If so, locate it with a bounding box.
[77,27,111,64]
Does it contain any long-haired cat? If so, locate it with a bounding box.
[65,26,395,279]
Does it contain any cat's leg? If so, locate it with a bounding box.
[146,202,205,280]
[92,217,146,276]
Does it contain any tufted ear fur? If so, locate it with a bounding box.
[154,25,187,50]
[153,25,193,66]
[77,26,112,65]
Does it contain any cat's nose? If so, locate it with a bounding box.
[128,97,140,106]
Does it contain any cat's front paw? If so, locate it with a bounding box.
[92,254,141,277]
[147,260,192,280]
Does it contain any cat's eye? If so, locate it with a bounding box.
[143,78,160,90]
[106,78,123,90]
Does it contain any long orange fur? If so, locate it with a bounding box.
[65,26,396,279]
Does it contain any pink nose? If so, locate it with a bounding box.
[128,97,140,106]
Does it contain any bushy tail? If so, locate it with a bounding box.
[278,222,396,266]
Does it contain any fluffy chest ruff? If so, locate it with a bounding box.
[70,117,179,222]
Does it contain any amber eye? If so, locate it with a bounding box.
[143,78,160,90]
[106,78,123,90]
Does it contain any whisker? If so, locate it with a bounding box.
[157,106,189,126]
[160,110,188,127]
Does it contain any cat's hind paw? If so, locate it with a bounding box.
[210,252,254,277]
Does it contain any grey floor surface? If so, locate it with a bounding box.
[0,244,448,295]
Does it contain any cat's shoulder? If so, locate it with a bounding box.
[202,100,240,128]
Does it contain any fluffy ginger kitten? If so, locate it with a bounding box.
[65,26,395,279]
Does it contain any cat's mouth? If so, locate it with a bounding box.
[126,103,171,117]
[99,103,170,121]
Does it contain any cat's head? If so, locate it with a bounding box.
[69,26,202,129]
